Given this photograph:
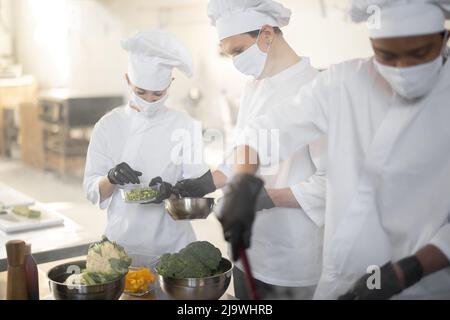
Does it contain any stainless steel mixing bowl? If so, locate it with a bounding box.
[159,258,233,300]
[164,196,215,220]
[47,260,125,300]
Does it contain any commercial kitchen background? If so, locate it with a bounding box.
[2,0,447,295]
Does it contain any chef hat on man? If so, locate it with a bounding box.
[207,0,291,40]
[350,0,450,39]
[121,29,193,91]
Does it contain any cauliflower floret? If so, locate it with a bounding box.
[86,236,131,275]
[65,236,131,286]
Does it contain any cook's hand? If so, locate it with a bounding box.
[338,262,403,300]
[172,170,216,198]
[142,177,173,204]
[338,256,423,300]
[254,187,275,212]
[215,173,264,261]
[107,162,142,185]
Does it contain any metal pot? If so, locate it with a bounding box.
[47,260,125,300]
[159,258,233,300]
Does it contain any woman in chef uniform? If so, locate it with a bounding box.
[83,29,208,256]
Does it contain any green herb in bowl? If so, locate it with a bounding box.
[124,188,159,202]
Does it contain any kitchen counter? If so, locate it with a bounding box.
[0,256,236,300]
[0,160,232,296]
[0,183,104,272]
[0,209,101,272]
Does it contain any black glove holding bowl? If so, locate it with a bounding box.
[172,170,274,210]
[172,170,217,198]
[140,176,174,204]
[143,170,218,204]
[108,162,173,204]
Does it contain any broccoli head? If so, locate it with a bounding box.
[180,241,221,270]
[156,241,222,279]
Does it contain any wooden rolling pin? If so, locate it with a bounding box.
[6,240,28,300]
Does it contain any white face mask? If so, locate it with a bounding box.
[232,30,270,78]
[374,56,444,100]
[374,32,448,100]
[130,89,168,117]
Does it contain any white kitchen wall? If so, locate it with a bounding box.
[15,0,449,129]
[0,0,12,58]
[13,0,127,94]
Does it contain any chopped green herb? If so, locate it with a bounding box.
[124,188,159,202]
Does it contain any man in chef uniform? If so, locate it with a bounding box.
[217,0,450,299]
[169,0,327,300]
[83,29,208,256]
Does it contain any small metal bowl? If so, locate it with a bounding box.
[47,260,125,300]
[159,258,233,300]
[164,196,215,220]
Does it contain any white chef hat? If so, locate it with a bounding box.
[121,29,193,91]
[350,0,450,39]
[207,0,291,40]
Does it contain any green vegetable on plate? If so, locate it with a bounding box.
[12,205,41,219]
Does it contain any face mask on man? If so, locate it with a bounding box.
[374,31,449,100]
[232,29,271,78]
[130,89,168,117]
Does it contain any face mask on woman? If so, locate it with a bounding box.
[130,89,169,117]
[233,29,271,78]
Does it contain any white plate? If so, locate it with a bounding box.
[0,204,64,234]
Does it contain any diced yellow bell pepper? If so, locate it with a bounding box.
[125,267,157,293]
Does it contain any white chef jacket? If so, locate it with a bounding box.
[83,103,208,256]
[238,57,450,299]
[223,58,327,287]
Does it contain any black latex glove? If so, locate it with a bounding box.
[107,162,142,185]
[338,256,423,300]
[216,173,264,261]
[338,262,403,300]
[172,170,216,198]
[142,177,173,204]
[254,187,275,212]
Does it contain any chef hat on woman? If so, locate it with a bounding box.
[207,0,292,40]
[121,29,193,91]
